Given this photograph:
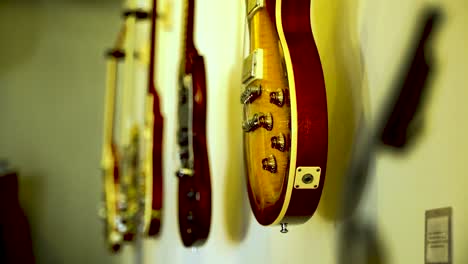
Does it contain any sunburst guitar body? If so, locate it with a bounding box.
[242,0,328,229]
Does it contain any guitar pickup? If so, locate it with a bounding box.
[242,112,273,132]
[246,0,264,19]
[242,49,264,85]
[240,85,262,104]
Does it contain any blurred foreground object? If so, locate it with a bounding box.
[338,7,442,264]
[0,161,35,264]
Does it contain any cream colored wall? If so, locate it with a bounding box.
[135,0,370,263]
[0,1,126,263]
[10,0,466,263]
[360,0,468,263]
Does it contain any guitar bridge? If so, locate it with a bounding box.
[242,49,264,85]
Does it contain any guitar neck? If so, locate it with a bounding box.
[120,0,138,144]
[181,0,196,64]
[103,27,126,146]
[148,0,158,95]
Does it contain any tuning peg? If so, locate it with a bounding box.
[262,155,277,173]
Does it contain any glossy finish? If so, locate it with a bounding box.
[243,0,291,226]
[242,0,328,226]
[176,0,212,247]
[280,0,328,224]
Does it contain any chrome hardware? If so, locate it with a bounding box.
[109,230,123,245]
[242,112,273,132]
[116,216,128,233]
[246,0,264,19]
[262,155,277,173]
[241,85,262,104]
[179,146,189,160]
[294,167,321,189]
[271,133,287,152]
[182,74,193,90]
[187,211,194,222]
[178,128,189,146]
[242,49,264,85]
[187,189,198,199]
[176,168,194,178]
[280,223,288,233]
[270,89,288,107]
[302,174,314,184]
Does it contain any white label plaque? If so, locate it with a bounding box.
[425,207,452,264]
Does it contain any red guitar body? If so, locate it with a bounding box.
[277,0,328,223]
[175,0,212,247]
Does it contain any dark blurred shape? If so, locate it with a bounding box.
[338,7,443,264]
[0,162,35,264]
[381,9,442,148]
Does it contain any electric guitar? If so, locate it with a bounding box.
[175,0,212,247]
[141,0,164,237]
[118,0,142,241]
[241,0,328,230]
[101,26,125,252]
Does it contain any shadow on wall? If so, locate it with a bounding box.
[223,4,252,242]
[20,173,63,264]
[0,0,44,77]
[312,0,367,222]
[223,65,252,244]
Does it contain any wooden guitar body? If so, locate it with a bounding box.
[176,50,212,246]
[242,0,328,227]
[175,0,212,247]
